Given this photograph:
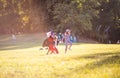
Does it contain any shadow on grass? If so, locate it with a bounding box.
[72,52,120,71]
[85,54,120,69]
[0,33,46,51]
[77,52,120,59]
[0,41,42,51]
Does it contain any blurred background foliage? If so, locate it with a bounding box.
[0,0,120,43]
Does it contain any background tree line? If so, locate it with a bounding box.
[0,0,120,43]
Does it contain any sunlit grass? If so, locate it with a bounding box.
[0,34,120,78]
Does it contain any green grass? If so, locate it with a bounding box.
[0,33,120,78]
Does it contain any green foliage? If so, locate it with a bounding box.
[0,0,46,34]
[92,0,120,43]
[48,0,94,35]
[0,0,120,43]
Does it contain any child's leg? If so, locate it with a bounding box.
[68,41,72,50]
[50,51,54,54]
[65,43,68,53]
[50,49,56,54]
[54,47,59,54]
[50,46,55,54]
[47,45,52,55]
[69,44,72,50]
[46,49,50,55]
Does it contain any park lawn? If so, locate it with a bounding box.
[0,34,120,78]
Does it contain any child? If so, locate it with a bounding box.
[46,33,59,55]
[40,31,52,50]
[64,29,72,53]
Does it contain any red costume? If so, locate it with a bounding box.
[46,36,59,54]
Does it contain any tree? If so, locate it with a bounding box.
[0,0,47,34]
[0,0,119,43]
[92,0,120,43]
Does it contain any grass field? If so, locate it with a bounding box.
[0,33,120,78]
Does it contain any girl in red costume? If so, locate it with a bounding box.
[46,33,59,55]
